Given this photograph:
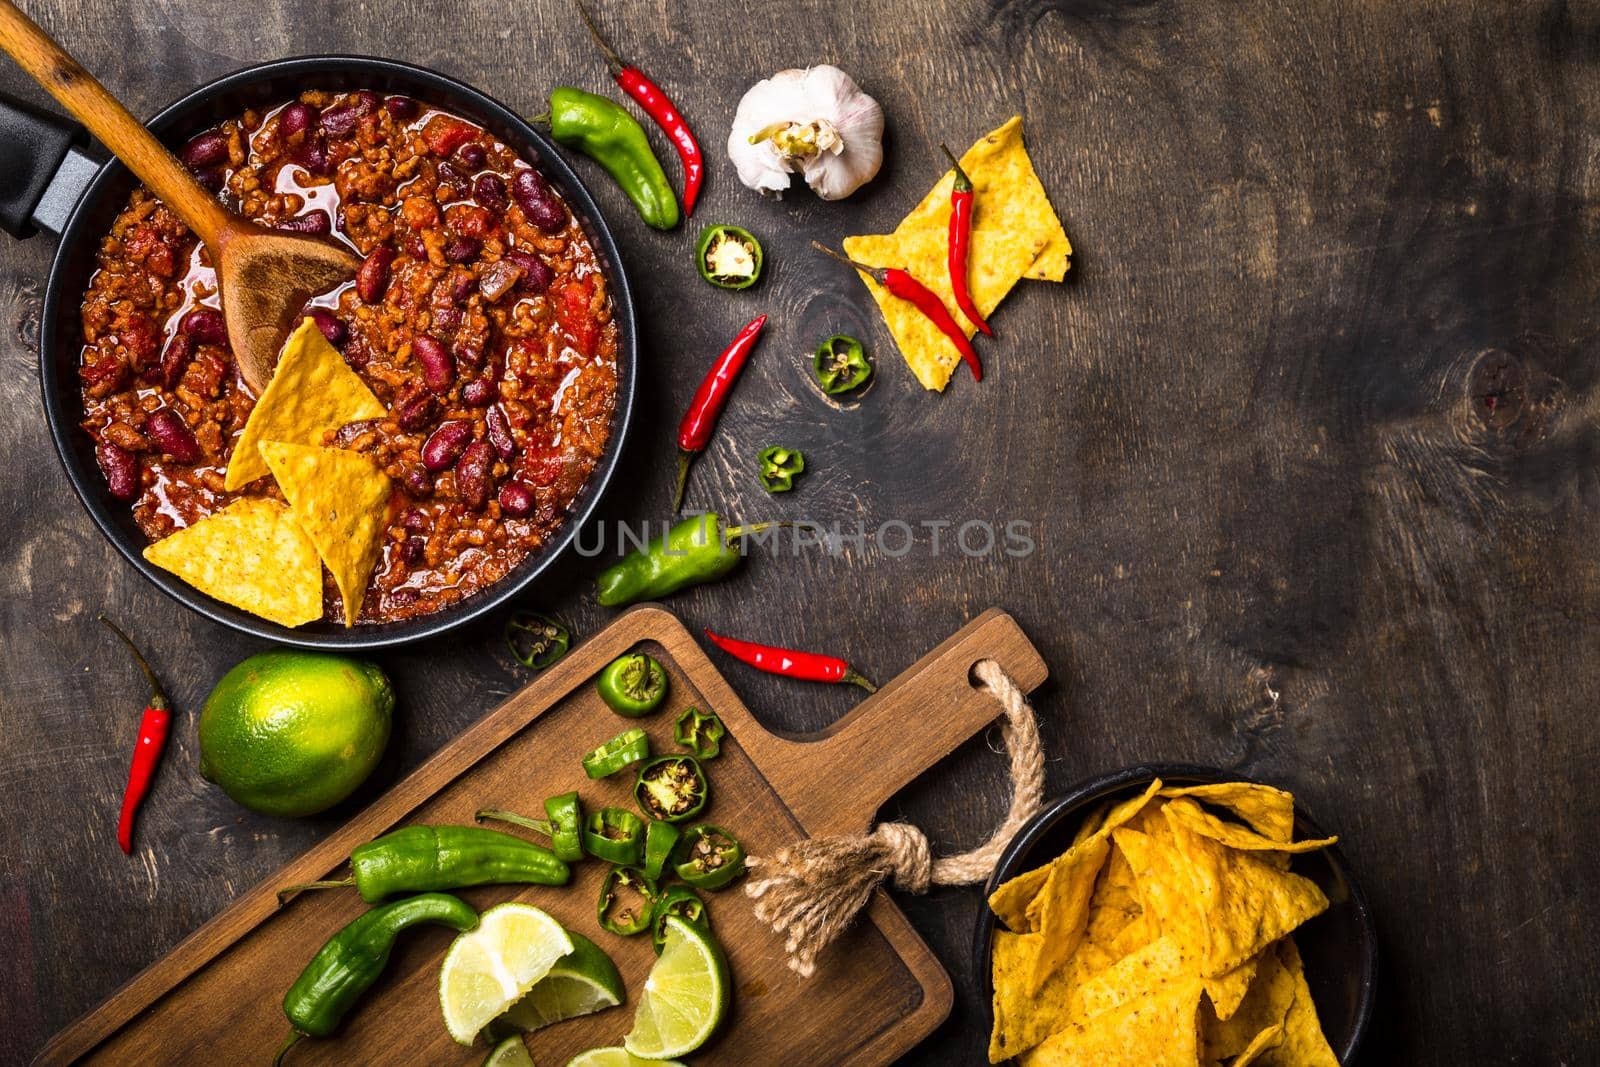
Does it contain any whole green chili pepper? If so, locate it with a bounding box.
[634,755,708,823]
[275,826,570,905]
[583,727,651,778]
[275,892,478,1063]
[696,224,763,289]
[505,612,571,669]
[674,706,725,760]
[584,807,646,865]
[475,792,585,863]
[673,824,747,890]
[815,334,872,394]
[547,86,679,231]
[597,652,669,717]
[758,446,805,493]
[642,818,682,880]
[595,512,781,607]
[597,865,658,936]
[649,885,708,954]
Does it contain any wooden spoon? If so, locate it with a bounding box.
[0,0,358,393]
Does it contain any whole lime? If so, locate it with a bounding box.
[198,650,393,817]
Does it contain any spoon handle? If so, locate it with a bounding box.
[0,0,234,249]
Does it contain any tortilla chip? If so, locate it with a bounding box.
[142,498,321,627]
[1072,935,1190,1020]
[1230,1022,1286,1066]
[260,441,393,627]
[1022,979,1203,1067]
[1159,782,1298,843]
[990,929,1103,1062]
[1263,939,1339,1067]
[225,318,385,490]
[1203,956,1260,1021]
[1200,940,1295,1061]
[1163,797,1337,857]
[990,861,1055,934]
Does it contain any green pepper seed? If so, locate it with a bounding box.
[696,225,763,289]
[814,335,872,395]
[758,446,805,493]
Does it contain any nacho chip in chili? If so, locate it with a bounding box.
[142,498,321,627]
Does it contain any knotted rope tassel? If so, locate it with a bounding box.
[745,658,1045,977]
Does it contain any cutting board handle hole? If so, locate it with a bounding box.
[966,659,991,689]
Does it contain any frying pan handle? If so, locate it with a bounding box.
[0,91,93,238]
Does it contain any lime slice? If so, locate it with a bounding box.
[491,932,624,1036]
[484,1035,536,1067]
[566,1049,682,1067]
[440,903,573,1044]
[622,915,730,1059]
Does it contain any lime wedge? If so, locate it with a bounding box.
[494,932,624,1035]
[440,903,573,1044]
[622,915,729,1059]
[484,1035,536,1067]
[567,1049,682,1067]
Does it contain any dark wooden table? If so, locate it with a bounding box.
[3,1,1598,1063]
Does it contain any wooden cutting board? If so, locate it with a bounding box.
[35,605,1046,1066]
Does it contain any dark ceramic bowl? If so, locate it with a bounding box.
[6,56,636,649]
[974,763,1377,1063]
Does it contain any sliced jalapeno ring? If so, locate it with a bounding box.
[506,611,571,669]
[649,885,708,954]
[814,334,872,395]
[598,865,658,937]
[634,755,708,824]
[696,224,763,289]
[758,445,805,493]
[583,807,645,866]
[673,824,747,890]
[674,706,726,761]
[597,653,669,718]
[643,819,682,881]
[543,791,584,862]
[583,727,650,779]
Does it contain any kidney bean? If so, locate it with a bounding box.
[497,480,534,517]
[280,102,318,139]
[450,271,477,305]
[96,443,140,501]
[179,130,229,168]
[191,166,226,193]
[387,588,419,609]
[421,420,473,470]
[356,246,395,303]
[353,91,381,114]
[292,136,332,176]
[454,337,484,369]
[436,162,469,198]
[478,260,522,304]
[503,250,553,294]
[472,173,507,213]
[395,392,437,432]
[333,418,380,448]
[432,305,464,332]
[453,142,487,170]
[512,170,566,233]
[461,377,495,406]
[179,306,226,345]
[278,210,331,235]
[442,235,480,263]
[159,333,194,388]
[307,307,347,347]
[399,536,426,564]
[146,409,201,463]
[485,405,516,461]
[402,507,429,532]
[401,465,433,496]
[384,95,418,120]
[455,441,495,510]
[414,333,453,392]
[318,103,360,138]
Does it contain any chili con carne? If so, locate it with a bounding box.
[674,824,747,891]
[649,885,708,954]
[940,143,991,336]
[574,0,704,216]
[674,314,769,510]
[634,755,709,823]
[674,706,725,761]
[642,819,682,880]
[595,512,781,607]
[476,791,585,863]
[814,334,872,395]
[758,446,805,493]
[813,242,981,382]
[275,892,478,1064]
[695,225,763,289]
[703,627,878,692]
[597,865,658,937]
[506,612,571,669]
[583,727,651,778]
[596,652,669,717]
[546,86,679,230]
[584,807,646,865]
[98,615,172,855]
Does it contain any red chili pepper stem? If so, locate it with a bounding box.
[573,0,627,73]
[703,628,878,692]
[841,669,879,694]
[940,143,992,337]
[811,241,886,283]
[99,615,172,856]
[940,143,973,194]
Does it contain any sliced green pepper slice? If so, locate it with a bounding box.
[642,819,682,881]
[583,807,645,866]
[473,797,583,863]
[649,885,708,954]
[674,706,725,761]
[673,824,747,890]
[814,335,872,395]
[696,224,763,289]
[758,446,805,493]
[505,611,571,669]
[634,755,708,823]
[596,653,669,717]
[597,865,658,937]
[583,727,650,779]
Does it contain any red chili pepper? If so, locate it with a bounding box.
[575,0,704,216]
[98,616,172,855]
[674,314,768,510]
[703,628,877,692]
[812,243,982,382]
[940,143,991,337]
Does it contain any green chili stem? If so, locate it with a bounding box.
[276,878,356,905]
[723,520,794,542]
[842,669,879,694]
[476,809,556,837]
[673,451,694,513]
[273,1030,303,1067]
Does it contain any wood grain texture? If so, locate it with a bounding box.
[3,0,1600,1064]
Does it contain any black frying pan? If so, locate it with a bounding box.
[1,56,637,650]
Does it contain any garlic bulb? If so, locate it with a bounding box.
[727,66,885,200]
